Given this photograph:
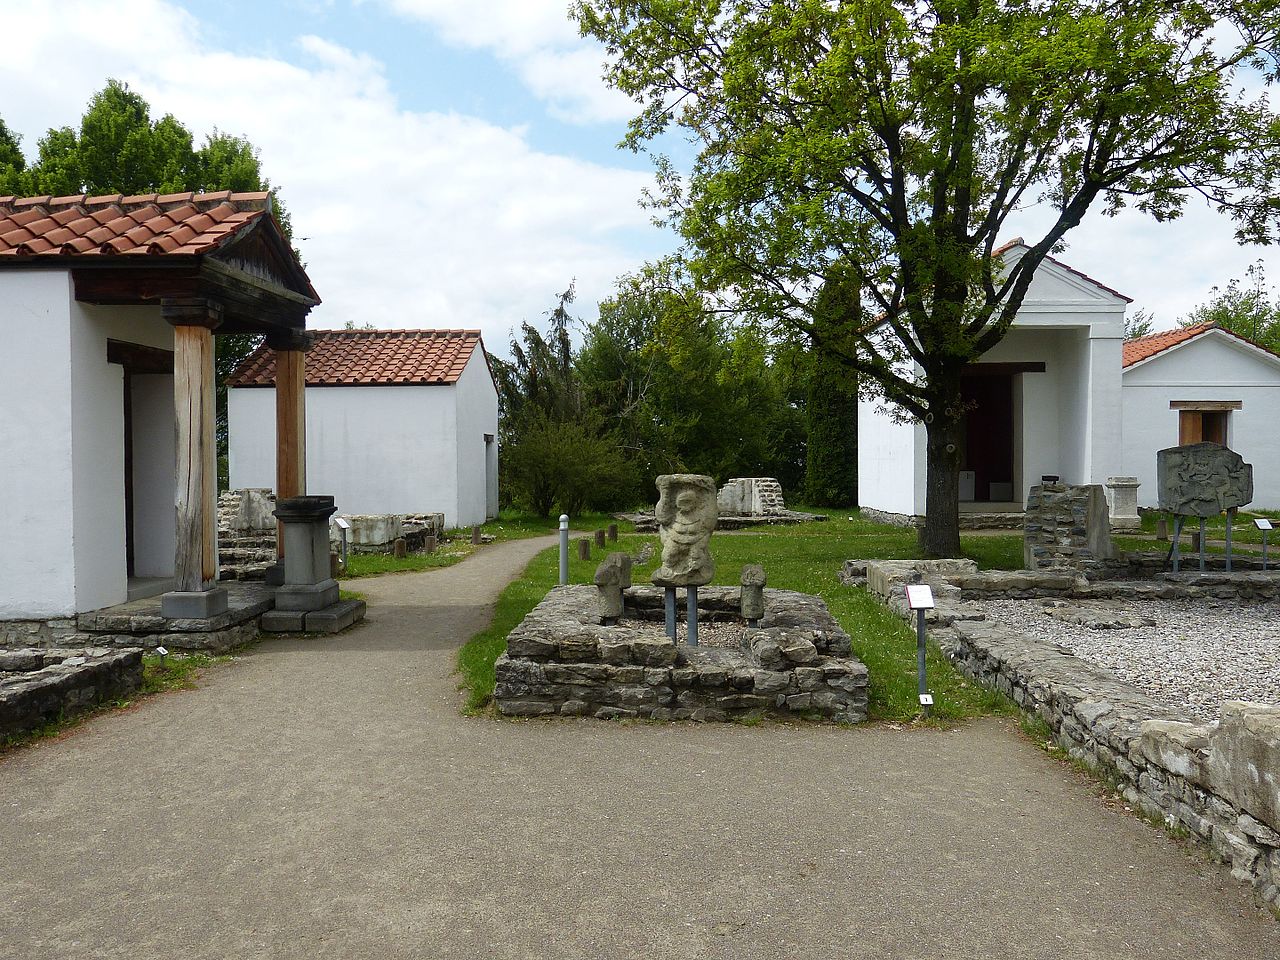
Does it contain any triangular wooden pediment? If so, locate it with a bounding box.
[210,216,319,305]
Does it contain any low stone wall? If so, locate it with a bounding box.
[0,617,79,648]
[857,507,1026,530]
[1,647,143,740]
[857,556,1280,910]
[495,585,868,723]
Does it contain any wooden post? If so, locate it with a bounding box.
[577,538,591,561]
[270,330,310,559]
[594,529,606,548]
[607,523,618,542]
[164,299,222,593]
[471,525,482,545]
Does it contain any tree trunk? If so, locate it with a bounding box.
[919,395,965,558]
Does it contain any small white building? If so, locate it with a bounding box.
[228,329,499,528]
[0,191,318,622]
[1121,323,1280,509]
[858,241,1129,522]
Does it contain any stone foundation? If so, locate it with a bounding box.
[857,556,1280,910]
[1,647,143,740]
[495,585,868,723]
[0,618,79,648]
[858,507,1027,530]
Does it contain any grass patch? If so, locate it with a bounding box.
[1,652,226,753]
[458,512,1024,723]
[344,547,474,578]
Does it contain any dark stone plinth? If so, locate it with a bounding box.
[272,495,338,524]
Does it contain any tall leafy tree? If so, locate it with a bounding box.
[2,81,291,488]
[578,260,806,493]
[0,118,26,194]
[575,0,1280,556]
[1181,261,1280,350]
[804,269,859,506]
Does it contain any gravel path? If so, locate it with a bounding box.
[979,598,1280,722]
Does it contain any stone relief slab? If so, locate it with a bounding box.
[1157,443,1253,516]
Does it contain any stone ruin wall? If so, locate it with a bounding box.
[1,648,143,740]
[494,585,868,723]
[860,558,1280,911]
[1023,483,1113,569]
[716,477,787,516]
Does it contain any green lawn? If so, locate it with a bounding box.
[458,513,1020,723]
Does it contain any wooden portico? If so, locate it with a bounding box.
[0,191,319,619]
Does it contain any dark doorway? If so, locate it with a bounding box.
[960,374,1015,502]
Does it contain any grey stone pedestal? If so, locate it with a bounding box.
[262,495,365,634]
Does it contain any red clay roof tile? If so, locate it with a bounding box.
[1122,322,1280,367]
[0,191,273,260]
[227,330,487,388]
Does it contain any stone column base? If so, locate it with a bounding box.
[160,587,229,619]
[274,579,340,612]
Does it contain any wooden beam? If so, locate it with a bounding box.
[171,324,219,590]
[275,347,307,558]
[1170,400,1243,411]
[107,339,174,375]
[961,362,1047,376]
[166,298,222,592]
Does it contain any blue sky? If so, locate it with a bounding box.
[2,0,1277,352]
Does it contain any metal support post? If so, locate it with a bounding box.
[558,514,569,586]
[916,608,929,718]
[687,586,699,646]
[1199,517,1207,572]
[1171,516,1184,572]
[664,587,677,641]
[1225,509,1234,573]
[1265,529,1270,571]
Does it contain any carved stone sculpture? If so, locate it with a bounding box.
[1157,443,1253,517]
[593,552,633,624]
[650,474,717,587]
[740,565,766,624]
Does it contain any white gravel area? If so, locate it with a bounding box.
[978,598,1280,722]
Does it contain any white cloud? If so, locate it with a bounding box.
[1010,195,1280,329]
[377,0,636,123]
[0,0,662,348]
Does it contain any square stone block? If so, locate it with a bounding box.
[260,609,307,632]
[303,600,366,634]
[160,588,229,620]
[274,580,340,612]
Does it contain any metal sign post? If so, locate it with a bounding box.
[334,515,351,570]
[558,515,569,585]
[1255,517,1274,570]
[905,584,935,717]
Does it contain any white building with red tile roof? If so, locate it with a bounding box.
[858,240,1129,522]
[0,191,319,621]
[227,329,499,527]
[1122,323,1280,508]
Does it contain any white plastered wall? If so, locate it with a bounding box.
[1122,334,1280,508]
[130,373,176,577]
[0,271,78,617]
[857,394,920,515]
[231,383,469,524]
[70,302,174,611]
[453,350,500,527]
